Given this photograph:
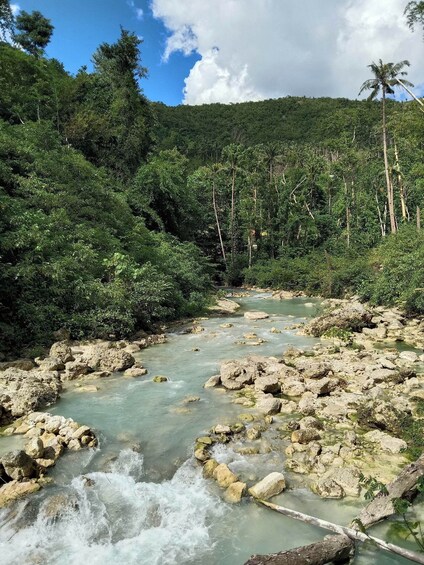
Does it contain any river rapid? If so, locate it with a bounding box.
[0,292,413,564]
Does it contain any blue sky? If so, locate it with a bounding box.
[12,1,424,106]
[14,0,200,105]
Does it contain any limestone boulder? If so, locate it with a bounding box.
[256,395,281,415]
[1,450,38,480]
[49,341,74,364]
[213,464,238,488]
[220,360,257,390]
[0,368,61,424]
[224,481,247,503]
[254,375,280,394]
[249,472,286,500]
[364,430,407,454]
[244,311,269,321]
[305,301,373,337]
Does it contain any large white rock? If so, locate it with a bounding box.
[364,430,407,454]
[244,311,269,321]
[249,472,286,499]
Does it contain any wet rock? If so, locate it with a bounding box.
[204,375,221,388]
[25,438,44,459]
[124,367,148,378]
[220,360,257,390]
[214,424,231,434]
[224,481,247,503]
[249,472,286,500]
[75,385,98,393]
[0,480,40,508]
[244,311,270,321]
[194,448,209,462]
[41,493,79,521]
[213,464,238,488]
[2,450,38,480]
[209,299,240,315]
[246,427,261,440]
[291,428,321,444]
[202,458,219,478]
[152,376,168,383]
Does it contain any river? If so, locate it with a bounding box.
[0,292,413,564]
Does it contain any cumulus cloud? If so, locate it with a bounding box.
[10,4,20,15]
[151,0,424,105]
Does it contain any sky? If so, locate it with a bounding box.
[12,0,424,106]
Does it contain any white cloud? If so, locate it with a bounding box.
[10,4,20,15]
[151,0,424,105]
[127,0,143,20]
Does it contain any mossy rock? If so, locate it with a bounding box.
[231,423,245,434]
[197,436,213,445]
[238,413,255,423]
[153,376,168,383]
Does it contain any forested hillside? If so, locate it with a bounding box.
[1,0,424,358]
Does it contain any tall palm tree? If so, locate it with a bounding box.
[359,59,413,234]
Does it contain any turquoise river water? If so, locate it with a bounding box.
[0,292,416,564]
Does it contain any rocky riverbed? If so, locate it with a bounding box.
[0,291,423,564]
[193,298,424,505]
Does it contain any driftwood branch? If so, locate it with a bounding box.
[251,500,424,564]
[356,453,424,528]
[245,453,424,565]
[245,534,353,565]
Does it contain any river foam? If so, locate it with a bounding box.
[0,450,224,565]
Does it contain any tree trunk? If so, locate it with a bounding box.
[249,499,424,565]
[382,90,397,234]
[230,167,236,264]
[245,535,353,565]
[417,206,421,231]
[356,452,424,528]
[394,142,409,221]
[396,79,424,111]
[212,178,227,266]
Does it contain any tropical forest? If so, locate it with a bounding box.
[1,1,424,564]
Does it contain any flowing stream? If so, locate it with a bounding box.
[0,292,415,564]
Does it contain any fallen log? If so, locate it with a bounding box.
[250,500,424,565]
[245,453,424,565]
[356,453,424,528]
[245,534,353,565]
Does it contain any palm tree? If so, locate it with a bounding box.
[359,59,413,234]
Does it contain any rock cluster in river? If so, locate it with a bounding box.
[194,421,287,504]
[202,300,424,499]
[0,412,96,508]
[0,337,167,426]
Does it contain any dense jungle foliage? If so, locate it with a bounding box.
[1,1,424,357]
